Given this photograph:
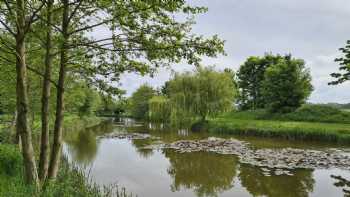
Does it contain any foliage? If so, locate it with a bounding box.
[168,66,236,124]
[129,85,156,120]
[60,0,226,95]
[97,96,127,117]
[77,90,101,117]
[0,144,22,176]
[261,56,313,113]
[237,54,285,110]
[63,81,102,116]
[330,40,350,85]
[0,115,13,143]
[160,81,171,97]
[148,96,171,123]
[0,62,16,114]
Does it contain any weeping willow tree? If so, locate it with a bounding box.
[148,96,171,123]
[167,66,237,127]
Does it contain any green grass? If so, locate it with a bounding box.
[209,110,350,144]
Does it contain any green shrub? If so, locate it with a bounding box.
[0,144,22,176]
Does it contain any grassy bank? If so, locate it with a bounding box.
[209,108,350,144]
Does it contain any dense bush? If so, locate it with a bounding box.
[0,144,22,176]
[129,85,156,120]
[0,129,13,144]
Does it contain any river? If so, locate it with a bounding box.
[63,119,350,197]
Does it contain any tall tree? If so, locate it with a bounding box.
[236,54,284,110]
[261,56,313,113]
[48,0,70,179]
[38,0,55,181]
[0,0,46,185]
[168,66,236,122]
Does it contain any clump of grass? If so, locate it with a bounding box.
[0,144,22,176]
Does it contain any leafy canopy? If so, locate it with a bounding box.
[236,54,286,110]
[261,56,313,113]
[168,66,237,122]
[129,84,156,120]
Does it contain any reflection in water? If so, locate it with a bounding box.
[239,163,314,197]
[64,120,114,165]
[331,175,350,197]
[66,128,98,165]
[131,139,154,159]
[164,149,237,197]
[177,129,190,137]
[148,122,165,130]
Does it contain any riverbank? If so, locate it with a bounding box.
[209,110,350,144]
[0,115,134,196]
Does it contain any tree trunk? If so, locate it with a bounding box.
[48,0,69,179]
[38,0,53,182]
[15,0,39,185]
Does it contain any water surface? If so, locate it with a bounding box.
[63,119,350,197]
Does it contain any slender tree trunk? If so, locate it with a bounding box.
[39,0,53,182]
[48,0,69,179]
[15,0,39,185]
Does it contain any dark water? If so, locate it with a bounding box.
[63,119,350,197]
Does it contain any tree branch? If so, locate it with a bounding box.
[27,66,58,87]
[69,5,155,35]
[67,0,83,24]
[0,18,16,36]
[25,0,47,33]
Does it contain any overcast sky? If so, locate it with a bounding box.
[119,0,350,103]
